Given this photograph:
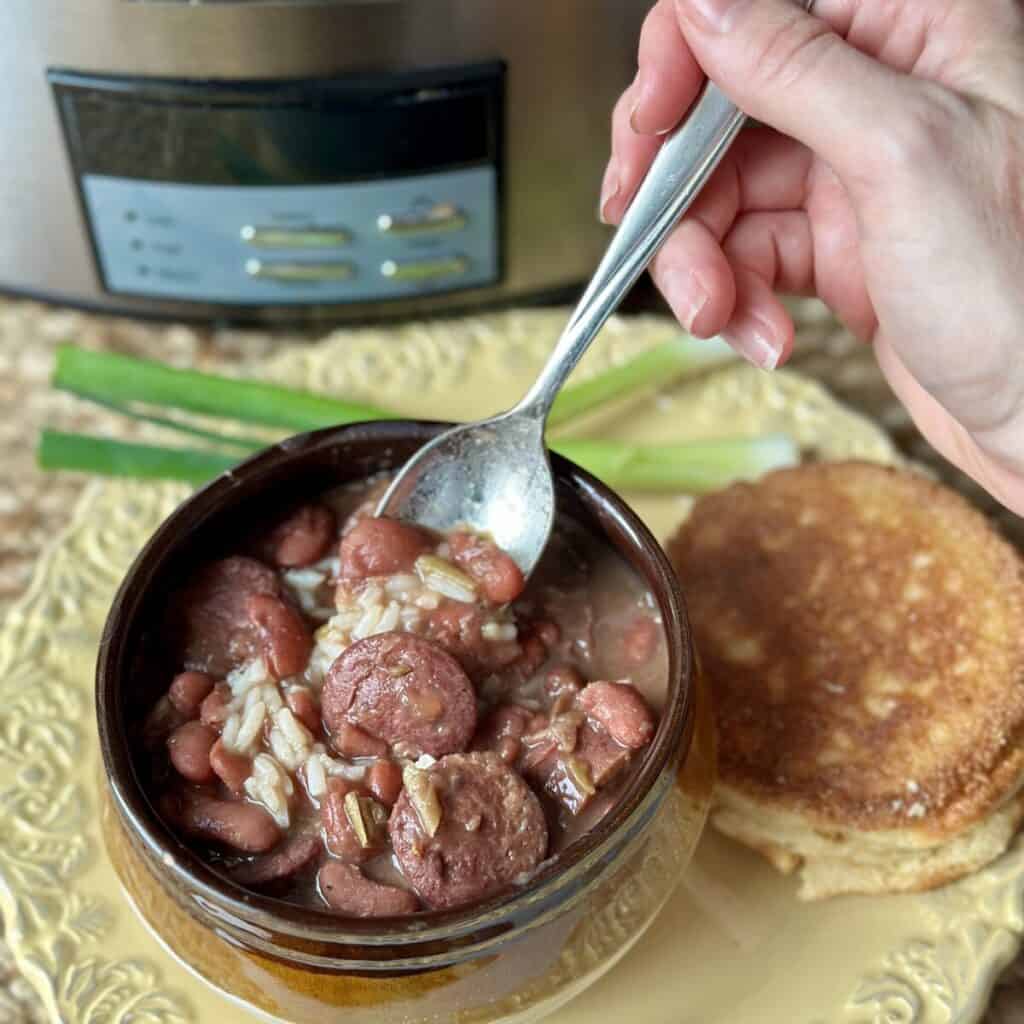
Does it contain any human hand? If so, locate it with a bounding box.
[601,0,1024,514]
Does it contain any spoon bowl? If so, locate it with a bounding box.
[376,411,553,572]
[380,73,757,573]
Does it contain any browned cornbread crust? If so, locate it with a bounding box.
[668,461,1024,844]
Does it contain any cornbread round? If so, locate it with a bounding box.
[668,462,1024,898]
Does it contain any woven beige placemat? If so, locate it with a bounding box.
[0,296,1020,1023]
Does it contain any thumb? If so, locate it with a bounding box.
[674,0,916,186]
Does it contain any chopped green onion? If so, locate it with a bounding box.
[547,334,735,429]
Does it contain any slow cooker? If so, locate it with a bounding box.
[1,0,650,325]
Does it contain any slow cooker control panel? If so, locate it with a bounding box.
[50,66,503,307]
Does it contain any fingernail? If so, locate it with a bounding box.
[629,71,677,136]
[723,320,781,370]
[598,160,620,224]
[662,268,710,334]
[676,0,745,32]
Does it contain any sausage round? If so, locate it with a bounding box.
[230,834,322,886]
[167,721,217,784]
[246,593,312,680]
[339,517,432,582]
[321,632,476,758]
[268,504,336,568]
[318,861,418,917]
[388,752,548,910]
[447,531,525,604]
[176,556,282,676]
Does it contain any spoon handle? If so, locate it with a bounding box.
[518,0,814,422]
[517,79,746,419]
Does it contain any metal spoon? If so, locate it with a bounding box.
[376,80,754,575]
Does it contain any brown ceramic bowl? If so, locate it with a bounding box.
[96,421,715,1024]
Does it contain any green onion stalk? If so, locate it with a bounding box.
[42,337,798,493]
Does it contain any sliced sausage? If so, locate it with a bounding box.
[321,632,476,758]
[168,671,215,717]
[318,861,418,917]
[268,504,336,568]
[247,593,313,680]
[447,531,525,604]
[578,681,656,750]
[575,720,632,787]
[176,556,282,676]
[365,760,404,807]
[165,791,281,853]
[230,834,322,886]
[200,682,233,730]
[339,517,432,582]
[210,739,252,796]
[388,752,548,910]
[321,778,388,864]
[167,721,217,784]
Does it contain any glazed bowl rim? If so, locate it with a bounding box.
[96,419,695,953]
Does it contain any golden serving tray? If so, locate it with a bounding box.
[2,310,1021,1024]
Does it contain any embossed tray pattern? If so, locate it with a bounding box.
[1,308,1022,1024]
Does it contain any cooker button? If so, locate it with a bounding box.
[240,226,351,247]
[376,203,467,236]
[379,256,469,282]
[245,259,356,282]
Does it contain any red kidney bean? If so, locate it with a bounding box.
[339,517,432,581]
[365,760,403,807]
[318,861,418,917]
[168,671,215,717]
[330,722,389,759]
[231,834,322,886]
[623,616,660,665]
[447,531,525,604]
[578,681,656,750]
[246,593,312,680]
[471,705,534,765]
[321,779,384,864]
[169,792,281,853]
[210,739,252,796]
[199,682,233,731]
[269,504,336,568]
[322,633,476,759]
[339,479,390,537]
[285,687,321,736]
[167,721,217,784]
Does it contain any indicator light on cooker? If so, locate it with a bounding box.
[245,259,356,282]
[240,225,351,247]
[376,203,467,236]
[380,255,469,282]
